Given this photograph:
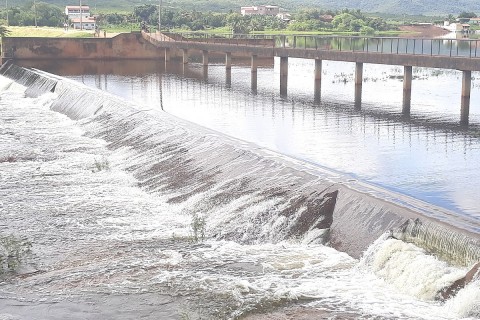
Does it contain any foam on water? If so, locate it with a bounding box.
[1,69,479,319]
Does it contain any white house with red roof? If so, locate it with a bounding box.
[65,5,96,30]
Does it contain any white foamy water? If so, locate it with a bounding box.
[0,74,479,319]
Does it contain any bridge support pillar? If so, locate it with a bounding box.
[355,62,363,109]
[280,57,288,97]
[202,50,209,66]
[461,70,471,125]
[251,55,258,93]
[403,66,413,115]
[226,52,232,70]
[226,68,232,88]
[314,59,322,103]
[182,49,189,64]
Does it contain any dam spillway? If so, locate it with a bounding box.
[0,62,480,319]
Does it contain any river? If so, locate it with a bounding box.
[0,59,479,319]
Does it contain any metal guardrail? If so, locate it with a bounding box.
[159,32,480,59]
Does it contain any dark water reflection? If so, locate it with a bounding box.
[18,59,480,220]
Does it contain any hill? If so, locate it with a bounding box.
[10,0,480,15]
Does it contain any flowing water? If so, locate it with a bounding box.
[0,60,479,319]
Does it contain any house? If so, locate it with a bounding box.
[71,17,97,30]
[65,6,90,20]
[443,21,471,33]
[276,12,291,22]
[319,15,334,23]
[241,5,280,16]
[65,5,96,30]
[469,17,480,24]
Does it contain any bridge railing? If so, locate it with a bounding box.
[163,32,480,58]
[277,35,480,58]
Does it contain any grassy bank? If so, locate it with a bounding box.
[7,26,95,38]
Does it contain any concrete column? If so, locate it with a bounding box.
[202,50,209,66]
[315,59,322,80]
[182,49,189,64]
[314,59,322,103]
[164,48,170,62]
[280,56,288,77]
[354,62,363,109]
[280,56,288,97]
[225,52,232,70]
[403,66,413,115]
[251,55,258,74]
[461,70,471,125]
[355,62,363,86]
[202,66,208,82]
[226,68,232,88]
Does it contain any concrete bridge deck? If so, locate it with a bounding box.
[143,31,479,125]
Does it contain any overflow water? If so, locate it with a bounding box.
[0,63,479,319]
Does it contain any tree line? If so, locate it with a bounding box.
[2,2,393,34]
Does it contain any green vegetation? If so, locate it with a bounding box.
[0,234,32,277]
[2,1,479,36]
[0,2,397,35]
[190,213,206,242]
[119,5,394,34]
[9,0,480,16]
[5,2,65,27]
[92,157,110,172]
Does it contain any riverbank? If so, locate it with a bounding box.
[398,25,450,37]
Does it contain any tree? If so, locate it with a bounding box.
[458,12,477,19]
[226,13,248,34]
[0,25,10,38]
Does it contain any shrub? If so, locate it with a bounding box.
[0,234,32,277]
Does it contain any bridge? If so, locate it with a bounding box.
[143,31,480,125]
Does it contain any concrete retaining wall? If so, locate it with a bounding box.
[2,32,166,60]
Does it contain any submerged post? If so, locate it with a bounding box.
[251,54,258,93]
[461,70,471,125]
[355,62,363,109]
[403,66,413,115]
[182,48,188,64]
[280,56,288,97]
[314,59,322,103]
[226,52,232,70]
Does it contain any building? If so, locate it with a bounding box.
[468,17,480,25]
[65,5,96,30]
[65,6,90,20]
[443,21,471,33]
[71,17,97,30]
[276,12,291,22]
[241,5,280,16]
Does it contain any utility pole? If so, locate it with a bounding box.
[80,0,83,30]
[34,0,37,28]
[158,0,162,33]
[5,0,8,27]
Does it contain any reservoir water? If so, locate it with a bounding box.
[0,59,479,319]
